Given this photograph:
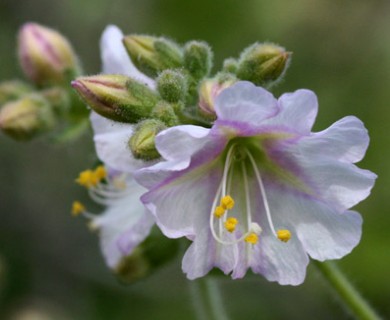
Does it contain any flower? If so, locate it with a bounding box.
[135,81,376,285]
[73,166,154,269]
[72,25,156,270]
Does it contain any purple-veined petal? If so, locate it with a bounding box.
[265,89,318,134]
[215,81,278,127]
[298,157,376,212]
[182,227,238,280]
[298,116,370,163]
[266,187,363,261]
[90,112,146,173]
[100,25,155,89]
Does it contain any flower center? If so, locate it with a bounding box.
[209,144,291,246]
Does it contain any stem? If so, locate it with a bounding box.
[314,261,382,320]
[190,277,229,320]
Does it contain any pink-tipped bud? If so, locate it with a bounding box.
[18,22,79,86]
[198,77,235,120]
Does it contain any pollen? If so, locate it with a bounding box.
[277,229,291,242]
[94,165,107,180]
[75,169,98,188]
[71,201,85,216]
[224,217,238,233]
[221,195,235,210]
[245,232,259,245]
[214,206,226,218]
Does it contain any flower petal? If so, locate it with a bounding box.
[100,25,155,89]
[140,152,223,238]
[298,116,370,163]
[90,112,146,173]
[156,125,210,161]
[267,89,318,134]
[266,188,363,261]
[215,81,278,127]
[299,158,376,212]
[91,179,152,268]
[182,228,238,280]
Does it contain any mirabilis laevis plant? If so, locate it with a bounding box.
[135,82,376,285]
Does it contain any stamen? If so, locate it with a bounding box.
[221,195,234,210]
[71,201,85,216]
[224,217,238,232]
[75,169,98,188]
[245,233,259,244]
[277,229,291,242]
[214,206,225,218]
[94,165,107,180]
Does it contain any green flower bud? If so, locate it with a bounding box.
[123,35,183,78]
[114,228,179,284]
[198,76,236,120]
[129,119,166,160]
[151,100,179,126]
[222,58,238,74]
[0,94,55,140]
[183,41,213,81]
[18,22,80,86]
[41,87,70,116]
[156,69,188,103]
[0,80,33,104]
[237,43,291,87]
[71,74,159,123]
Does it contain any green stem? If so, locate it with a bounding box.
[314,261,382,320]
[190,277,229,320]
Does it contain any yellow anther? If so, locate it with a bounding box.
[277,229,291,242]
[245,232,259,245]
[221,195,235,210]
[71,201,85,216]
[224,217,238,233]
[75,169,99,188]
[94,165,107,180]
[214,206,226,218]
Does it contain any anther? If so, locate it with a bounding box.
[224,217,238,233]
[214,206,225,218]
[71,201,85,216]
[75,169,98,188]
[221,195,235,210]
[245,233,259,244]
[277,229,291,242]
[94,165,107,180]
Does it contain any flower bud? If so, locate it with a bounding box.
[0,95,55,140]
[156,69,188,103]
[71,74,159,123]
[198,76,236,120]
[151,100,179,126]
[129,119,166,161]
[123,35,183,78]
[183,41,213,81]
[222,58,238,74]
[0,80,33,104]
[41,87,70,116]
[18,22,80,86]
[237,43,291,87]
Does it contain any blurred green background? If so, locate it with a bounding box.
[1,0,389,319]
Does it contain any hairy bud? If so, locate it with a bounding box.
[18,22,80,86]
[129,119,166,161]
[71,74,159,123]
[237,43,291,87]
[183,41,213,81]
[0,80,33,104]
[0,95,55,140]
[156,70,188,103]
[123,35,183,78]
[151,100,179,127]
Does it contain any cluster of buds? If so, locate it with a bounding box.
[0,23,86,141]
